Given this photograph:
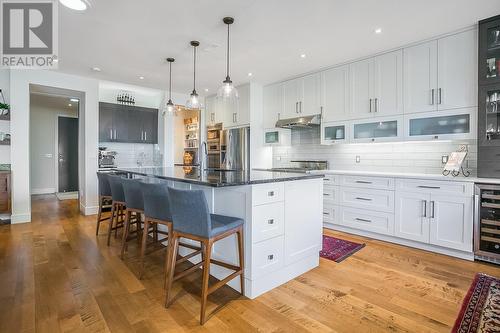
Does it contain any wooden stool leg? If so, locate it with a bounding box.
[165,233,180,308]
[153,223,159,243]
[236,228,245,296]
[163,223,173,289]
[139,218,150,279]
[120,210,131,259]
[107,202,116,246]
[96,196,103,236]
[200,240,213,325]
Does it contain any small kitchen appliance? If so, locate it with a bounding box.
[98,147,117,169]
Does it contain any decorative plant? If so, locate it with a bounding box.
[0,103,9,110]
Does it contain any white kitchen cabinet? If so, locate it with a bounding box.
[395,191,431,243]
[263,128,290,146]
[282,78,301,118]
[349,58,372,119]
[225,83,250,127]
[372,50,403,117]
[205,95,218,126]
[437,30,477,110]
[263,83,283,128]
[429,195,473,252]
[321,65,349,122]
[321,121,349,145]
[338,206,395,236]
[351,116,403,143]
[403,41,438,114]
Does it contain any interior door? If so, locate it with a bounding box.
[58,117,78,193]
[349,58,372,119]
[321,65,349,122]
[394,191,430,242]
[429,195,473,251]
[372,50,403,116]
[403,41,438,113]
[437,30,477,110]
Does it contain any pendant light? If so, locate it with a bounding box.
[186,41,200,109]
[164,57,176,116]
[217,17,238,104]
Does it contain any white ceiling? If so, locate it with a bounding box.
[30,93,79,112]
[57,0,500,96]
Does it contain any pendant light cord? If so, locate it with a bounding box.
[169,61,172,100]
[193,45,197,92]
[226,23,230,79]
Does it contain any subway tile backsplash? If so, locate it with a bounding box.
[99,142,162,168]
[272,127,477,175]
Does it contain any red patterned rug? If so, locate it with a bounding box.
[452,273,500,333]
[319,235,365,263]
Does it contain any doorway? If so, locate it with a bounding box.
[57,115,78,193]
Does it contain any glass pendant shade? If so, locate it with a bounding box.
[163,57,176,116]
[164,99,176,116]
[186,90,200,109]
[218,17,239,112]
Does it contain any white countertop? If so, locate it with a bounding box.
[310,169,500,185]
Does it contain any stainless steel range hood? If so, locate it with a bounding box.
[275,114,320,129]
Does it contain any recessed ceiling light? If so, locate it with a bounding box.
[248,72,253,77]
[139,76,145,80]
[59,0,88,11]
[374,28,382,34]
[70,98,79,102]
[204,88,209,92]
[300,54,306,58]
[91,67,101,72]
[68,103,72,107]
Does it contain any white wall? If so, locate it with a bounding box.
[10,70,99,223]
[0,69,10,165]
[30,95,78,194]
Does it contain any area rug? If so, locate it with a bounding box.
[319,235,365,263]
[452,273,500,333]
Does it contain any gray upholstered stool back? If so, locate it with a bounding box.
[167,187,211,238]
[97,172,112,197]
[140,182,172,221]
[122,178,144,211]
[107,174,126,203]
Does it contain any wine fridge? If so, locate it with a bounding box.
[474,184,500,264]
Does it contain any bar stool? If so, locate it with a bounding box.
[106,174,128,246]
[165,187,244,325]
[96,172,112,236]
[140,182,202,280]
[120,177,147,259]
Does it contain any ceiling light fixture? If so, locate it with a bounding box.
[217,17,238,107]
[374,28,382,34]
[186,41,200,109]
[248,72,253,77]
[59,0,88,11]
[164,58,176,116]
[300,54,306,58]
[68,103,72,107]
[91,67,101,72]
[204,88,209,92]
[139,76,145,80]
[70,98,79,102]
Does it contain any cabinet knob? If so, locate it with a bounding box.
[267,219,274,225]
[268,191,275,197]
[267,254,274,260]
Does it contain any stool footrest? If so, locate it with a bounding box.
[173,261,203,281]
[179,242,201,251]
[208,269,243,295]
[210,259,240,271]
[176,250,202,265]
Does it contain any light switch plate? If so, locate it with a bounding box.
[356,156,361,163]
[441,155,448,164]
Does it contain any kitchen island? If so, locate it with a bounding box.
[117,166,324,299]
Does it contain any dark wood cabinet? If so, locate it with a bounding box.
[98,102,158,144]
[479,15,500,86]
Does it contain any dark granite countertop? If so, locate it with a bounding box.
[114,166,323,187]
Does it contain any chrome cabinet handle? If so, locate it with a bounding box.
[355,217,372,223]
[430,201,435,219]
[268,191,275,197]
[422,200,427,217]
[267,219,274,225]
[323,212,330,216]
[110,129,113,140]
[355,180,372,184]
[323,193,331,196]
[267,254,274,260]
[431,89,435,105]
[355,197,372,201]
[114,129,117,140]
[299,101,302,113]
[145,131,147,141]
[369,98,372,113]
[374,98,378,112]
[438,88,442,104]
[417,185,441,189]
[295,102,298,113]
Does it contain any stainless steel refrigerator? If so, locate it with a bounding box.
[220,127,250,171]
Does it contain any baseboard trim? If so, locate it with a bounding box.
[80,203,98,216]
[11,212,31,224]
[56,192,79,200]
[31,188,55,195]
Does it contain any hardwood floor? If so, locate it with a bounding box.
[0,195,499,332]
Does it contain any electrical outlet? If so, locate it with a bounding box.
[356,156,361,163]
[441,155,449,164]
[276,156,281,161]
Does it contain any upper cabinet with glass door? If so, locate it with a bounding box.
[479,15,500,86]
[479,83,500,146]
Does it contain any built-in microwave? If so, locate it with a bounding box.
[207,140,220,152]
[264,128,291,146]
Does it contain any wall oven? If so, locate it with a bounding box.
[475,184,500,264]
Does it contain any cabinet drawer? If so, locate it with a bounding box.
[250,236,284,280]
[340,187,394,213]
[323,204,340,225]
[253,183,284,206]
[339,207,394,236]
[252,202,285,243]
[323,174,339,186]
[395,179,473,196]
[340,175,395,190]
[323,185,339,205]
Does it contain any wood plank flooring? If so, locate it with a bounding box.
[0,194,499,332]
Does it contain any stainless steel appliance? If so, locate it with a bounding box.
[275,114,321,129]
[266,160,328,173]
[220,126,250,171]
[98,147,117,169]
[206,123,222,169]
[474,184,500,264]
